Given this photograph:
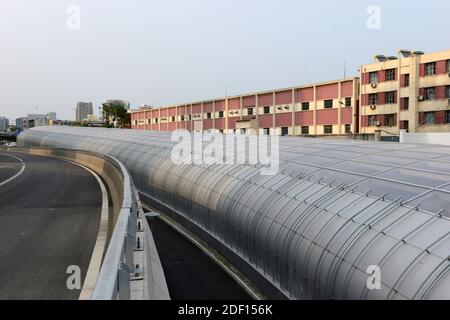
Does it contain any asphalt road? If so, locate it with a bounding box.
[151,217,251,300]
[0,151,102,300]
[0,153,23,183]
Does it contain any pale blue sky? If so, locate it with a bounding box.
[1,0,449,121]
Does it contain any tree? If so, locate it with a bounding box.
[102,103,131,128]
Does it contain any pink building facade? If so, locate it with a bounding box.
[131,78,360,136]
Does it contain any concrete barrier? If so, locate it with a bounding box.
[400,129,450,146]
[11,147,170,300]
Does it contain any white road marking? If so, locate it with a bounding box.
[0,154,26,187]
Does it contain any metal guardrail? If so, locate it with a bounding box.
[90,158,143,300]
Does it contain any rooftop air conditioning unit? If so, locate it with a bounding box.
[418,95,424,101]
[371,82,378,88]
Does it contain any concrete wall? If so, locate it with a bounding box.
[399,129,450,146]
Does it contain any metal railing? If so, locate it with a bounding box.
[91,158,142,300]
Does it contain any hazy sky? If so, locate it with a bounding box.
[1,0,449,121]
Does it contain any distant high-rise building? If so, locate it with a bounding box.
[23,113,57,129]
[0,117,9,131]
[76,102,94,122]
[15,117,27,131]
[26,114,46,128]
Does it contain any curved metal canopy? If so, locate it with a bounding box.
[18,126,450,300]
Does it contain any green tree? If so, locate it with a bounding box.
[102,103,131,128]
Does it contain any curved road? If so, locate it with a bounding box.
[0,151,102,300]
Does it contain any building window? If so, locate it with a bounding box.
[369,93,378,105]
[425,62,436,76]
[219,129,224,134]
[385,91,395,104]
[263,106,271,114]
[301,102,310,111]
[324,100,333,109]
[385,114,395,127]
[171,116,175,122]
[369,72,378,84]
[403,97,409,110]
[404,74,410,87]
[247,108,254,115]
[206,112,211,119]
[345,97,352,107]
[281,127,289,136]
[181,115,185,121]
[386,69,395,81]
[324,125,333,134]
[301,126,309,135]
[188,115,192,120]
[155,118,159,123]
[368,115,378,126]
[447,60,450,73]
[263,128,270,135]
[425,87,436,100]
[424,112,435,125]
[446,86,450,98]
[345,124,351,133]
[218,111,224,118]
[446,111,450,124]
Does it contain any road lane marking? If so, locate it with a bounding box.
[0,154,26,187]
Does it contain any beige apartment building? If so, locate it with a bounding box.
[360,49,450,135]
